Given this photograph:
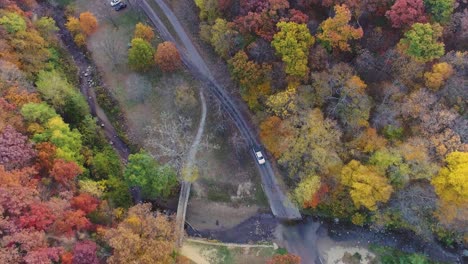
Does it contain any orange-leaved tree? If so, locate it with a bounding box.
[155,41,182,72]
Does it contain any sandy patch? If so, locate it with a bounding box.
[324,246,376,264]
[186,198,259,230]
[181,244,210,264]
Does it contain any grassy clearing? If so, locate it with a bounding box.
[73,0,265,228]
[182,239,276,264]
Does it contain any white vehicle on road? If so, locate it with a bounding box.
[110,0,120,6]
[254,149,266,165]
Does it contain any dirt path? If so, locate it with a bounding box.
[176,90,207,246]
[50,6,131,161]
[184,91,207,177]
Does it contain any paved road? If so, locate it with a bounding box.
[140,0,301,220]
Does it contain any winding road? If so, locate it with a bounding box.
[139,0,301,220]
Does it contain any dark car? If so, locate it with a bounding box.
[114,2,127,11]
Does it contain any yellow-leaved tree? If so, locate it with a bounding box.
[341,160,393,211]
[317,4,363,52]
[271,21,314,78]
[105,203,176,264]
[424,62,454,90]
[431,151,468,224]
[294,175,321,208]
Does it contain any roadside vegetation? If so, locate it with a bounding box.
[0,1,185,262]
[192,0,467,252]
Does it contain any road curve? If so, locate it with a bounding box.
[140,0,301,220]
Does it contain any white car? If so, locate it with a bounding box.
[254,149,266,165]
[110,0,121,7]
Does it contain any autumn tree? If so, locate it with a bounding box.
[228,51,271,90]
[79,12,98,36]
[228,51,271,107]
[424,62,453,90]
[271,22,314,78]
[431,151,468,223]
[294,175,321,208]
[65,16,81,35]
[124,152,177,199]
[0,125,35,170]
[128,38,154,71]
[105,203,176,264]
[279,108,343,178]
[331,75,372,130]
[34,16,58,41]
[260,116,293,158]
[33,116,83,164]
[398,23,444,62]
[50,159,82,186]
[71,193,99,214]
[423,0,454,24]
[53,209,91,236]
[385,0,427,28]
[341,160,393,211]
[0,11,26,33]
[66,12,98,46]
[10,29,51,75]
[154,41,182,72]
[72,241,99,264]
[19,203,55,230]
[317,5,363,52]
[208,18,240,59]
[194,0,220,22]
[134,22,154,42]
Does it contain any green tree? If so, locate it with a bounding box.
[341,160,393,211]
[209,18,239,59]
[92,147,122,179]
[271,22,314,78]
[35,70,75,109]
[33,116,84,164]
[124,152,177,199]
[21,102,58,124]
[34,17,58,41]
[35,70,88,123]
[0,12,26,33]
[128,38,154,71]
[424,0,455,24]
[194,0,219,22]
[398,23,444,62]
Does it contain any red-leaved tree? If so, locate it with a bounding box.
[0,125,35,170]
[72,241,99,264]
[385,0,427,28]
[71,193,99,214]
[19,203,56,230]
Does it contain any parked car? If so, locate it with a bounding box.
[114,2,127,11]
[253,148,266,165]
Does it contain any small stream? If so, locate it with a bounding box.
[187,214,463,263]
